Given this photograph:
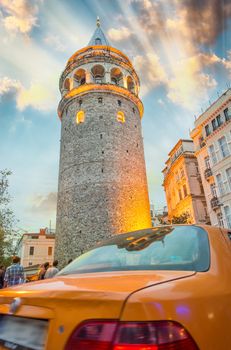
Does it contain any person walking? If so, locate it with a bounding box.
[0,266,5,289]
[38,262,49,280]
[44,260,59,279]
[4,256,24,288]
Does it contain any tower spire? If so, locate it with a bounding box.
[88,17,110,46]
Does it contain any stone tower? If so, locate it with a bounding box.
[55,19,151,265]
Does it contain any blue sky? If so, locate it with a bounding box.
[0,0,231,232]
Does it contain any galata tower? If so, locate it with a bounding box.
[55,19,151,265]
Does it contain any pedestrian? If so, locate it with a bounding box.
[3,256,24,288]
[44,260,59,279]
[38,262,49,280]
[0,266,5,289]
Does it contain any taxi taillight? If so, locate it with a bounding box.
[64,320,199,350]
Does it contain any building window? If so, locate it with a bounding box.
[100,134,103,139]
[64,78,71,92]
[180,167,185,178]
[226,167,231,191]
[209,144,217,165]
[117,111,125,123]
[28,262,33,266]
[212,118,218,131]
[199,136,205,148]
[98,97,103,103]
[205,124,210,136]
[204,156,210,169]
[79,99,82,106]
[217,213,224,227]
[111,77,117,85]
[224,108,231,122]
[76,110,85,124]
[48,247,53,256]
[29,246,34,255]
[118,100,121,106]
[224,206,231,228]
[216,174,225,196]
[218,136,230,158]
[216,114,222,127]
[95,38,102,45]
[95,76,102,83]
[183,184,188,197]
[178,189,182,201]
[175,172,180,182]
[210,183,217,197]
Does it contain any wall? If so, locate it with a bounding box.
[55,91,151,265]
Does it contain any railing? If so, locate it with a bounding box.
[210,197,220,210]
[204,168,213,180]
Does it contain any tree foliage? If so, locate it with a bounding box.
[0,170,18,266]
[171,212,191,224]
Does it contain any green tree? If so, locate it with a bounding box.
[171,212,191,224]
[0,170,18,266]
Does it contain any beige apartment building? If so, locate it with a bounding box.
[190,88,231,228]
[17,228,55,267]
[162,139,209,224]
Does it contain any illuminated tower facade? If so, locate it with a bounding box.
[55,19,151,265]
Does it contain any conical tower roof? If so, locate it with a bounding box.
[88,17,110,46]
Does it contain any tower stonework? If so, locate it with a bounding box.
[55,21,151,265]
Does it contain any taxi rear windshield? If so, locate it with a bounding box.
[59,226,210,275]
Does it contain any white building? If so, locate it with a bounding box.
[17,228,55,267]
[191,89,231,228]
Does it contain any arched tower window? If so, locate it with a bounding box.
[117,111,125,123]
[91,65,105,84]
[76,110,85,124]
[64,78,71,91]
[74,69,86,86]
[127,76,135,93]
[95,38,102,45]
[111,68,123,86]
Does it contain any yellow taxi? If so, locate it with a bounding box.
[0,225,230,350]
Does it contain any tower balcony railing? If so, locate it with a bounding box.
[204,167,213,180]
[210,196,221,210]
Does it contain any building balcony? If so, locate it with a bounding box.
[204,167,213,180]
[210,196,221,210]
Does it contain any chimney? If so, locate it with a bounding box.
[39,228,46,235]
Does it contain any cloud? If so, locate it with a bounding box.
[166,54,218,110]
[0,0,40,34]
[0,76,21,97]
[16,81,57,111]
[130,0,231,45]
[44,34,66,52]
[134,53,167,95]
[181,0,231,45]
[0,76,58,111]
[107,26,132,42]
[167,73,217,111]
[29,192,57,214]
[121,0,230,109]
[130,0,166,37]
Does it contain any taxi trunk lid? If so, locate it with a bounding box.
[0,270,195,317]
[0,270,195,350]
